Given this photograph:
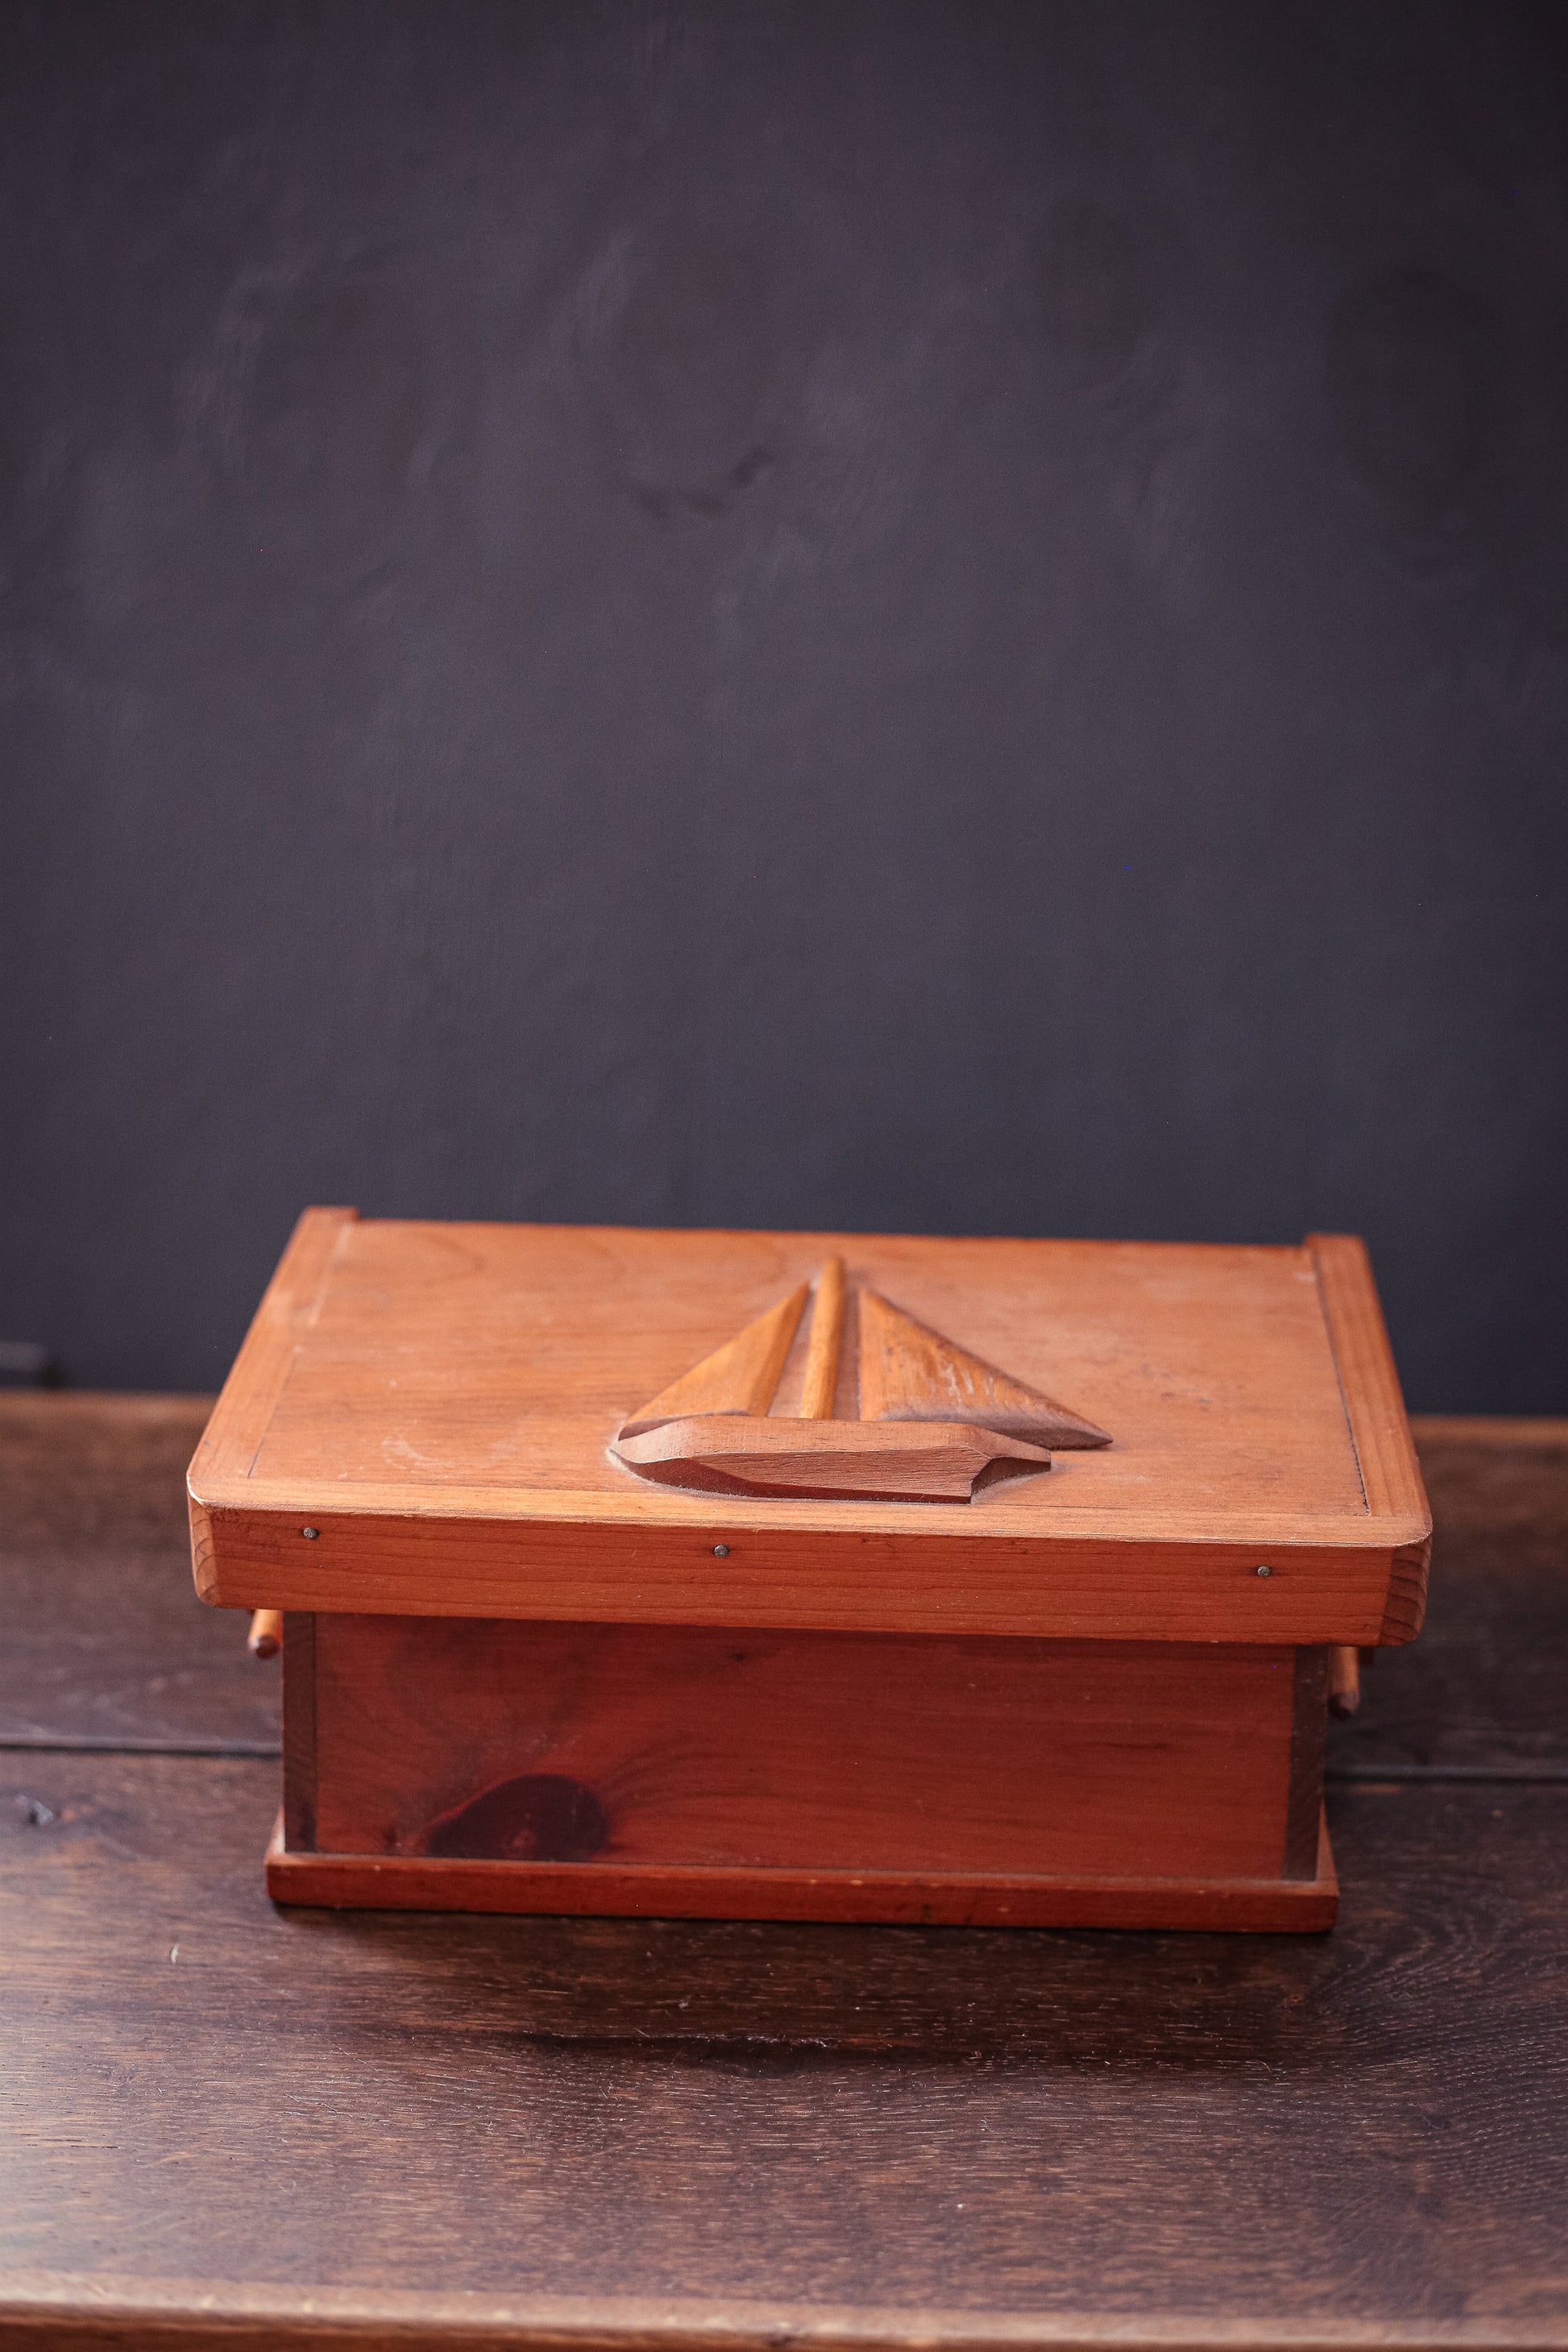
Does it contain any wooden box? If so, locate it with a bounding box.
[189,1212,1431,1931]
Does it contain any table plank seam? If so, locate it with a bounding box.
[0,1735,282,1757]
[7,1734,1568,1786]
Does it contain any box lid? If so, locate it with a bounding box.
[189,1211,1430,1645]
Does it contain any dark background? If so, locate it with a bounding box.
[2,1,1565,1408]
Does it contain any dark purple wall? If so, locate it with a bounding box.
[2,1,1566,1406]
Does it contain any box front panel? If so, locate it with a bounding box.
[295,1614,1309,1884]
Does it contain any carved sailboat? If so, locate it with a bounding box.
[612,1256,1111,1503]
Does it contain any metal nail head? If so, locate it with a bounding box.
[712,1543,730,1557]
[1255,1563,1271,1578]
[301,1526,320,1540]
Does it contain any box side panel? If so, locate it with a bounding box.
[281,1612,318,1852]
[305,1618,1299,1884]
[1284,1647,1328,1879]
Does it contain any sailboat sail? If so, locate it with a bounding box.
[857,1288,1110,1449]
[617,1283,809,1441]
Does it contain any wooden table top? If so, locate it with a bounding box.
[2,1395,1565,2352]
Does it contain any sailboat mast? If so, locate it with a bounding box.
[799,1255,846,1420]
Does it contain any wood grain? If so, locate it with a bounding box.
[193,1499,1417,1646]
[280,1611,317,1849]
[1284,1647,1328,1877]
[288,1613,1318,1910]
[1412,1414,1568,1553]
[0,1392,273,1754]
[858,1288,1111,1448]
[2,1752,1564,2346]
[1328,1417,1568,1780]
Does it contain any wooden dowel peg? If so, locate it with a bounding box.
[1328,1644,1360,1719]
[248,1609,283,1659]
[799,1256,846,1421]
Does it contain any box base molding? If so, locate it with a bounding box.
[265,1811,1338,1933]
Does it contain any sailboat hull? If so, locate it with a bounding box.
[612,1412,1051,1502]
